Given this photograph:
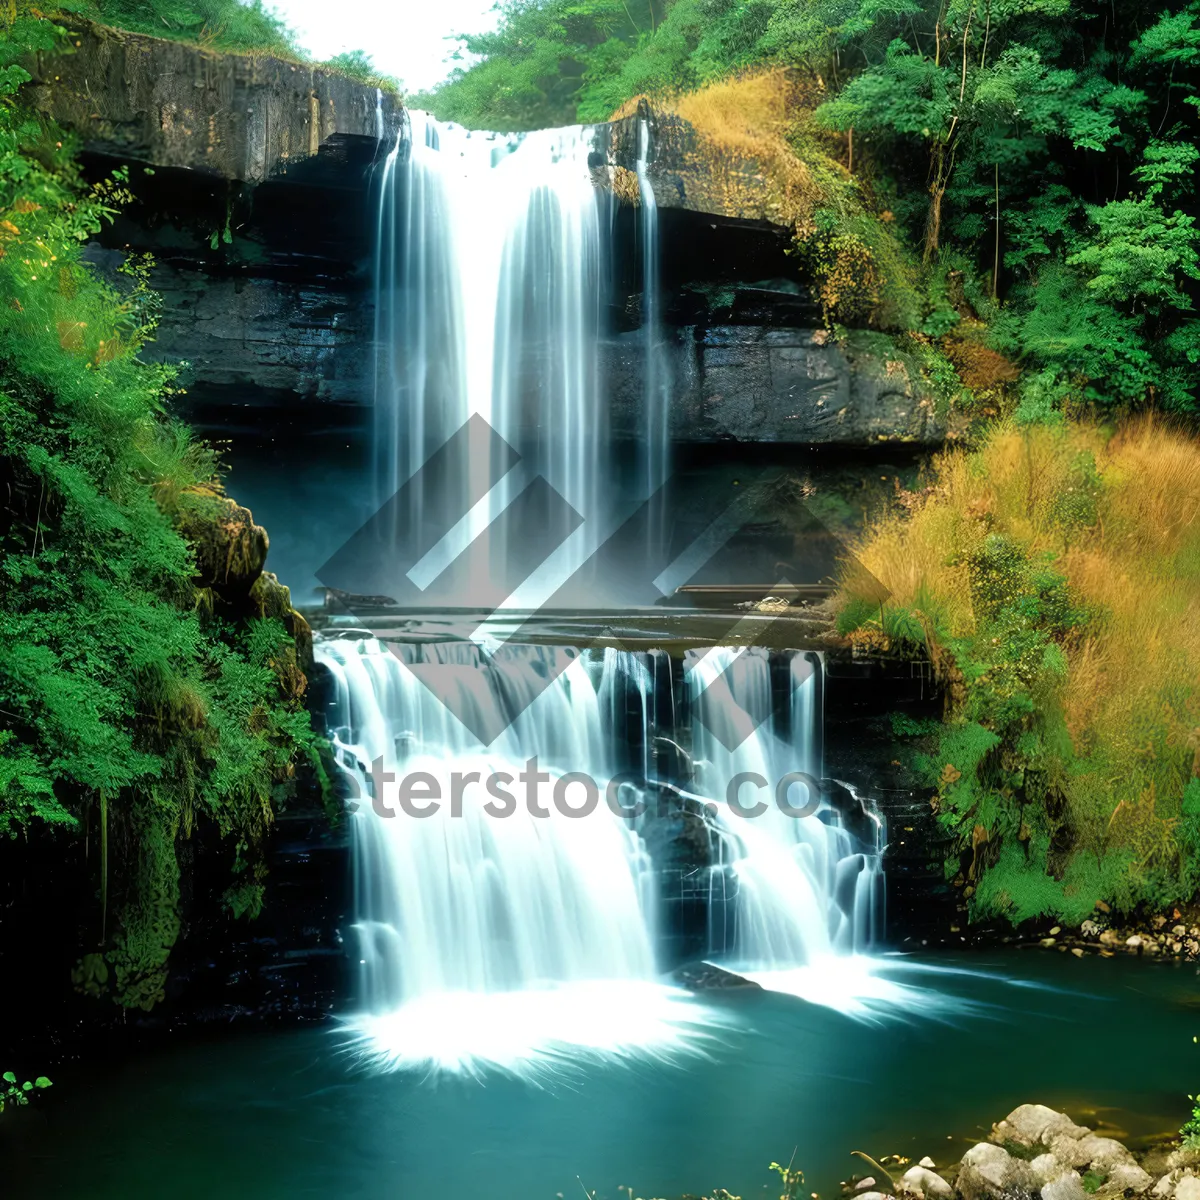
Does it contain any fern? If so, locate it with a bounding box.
[0,6,314,1008]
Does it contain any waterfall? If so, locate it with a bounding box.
[636,115,670,496]
[340,111,904,1074]
[685,648,886,995]
[372,113,611,577]
[318,636,718,1075]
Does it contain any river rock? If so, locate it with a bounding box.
[991,1105,1090,1150]
[920,1158,937,1170]
[1174,1175,1200,1200]
[1042,1170,1088,1200]
[957,1143,1036,1200]
[1102,1163,1153,1194]
[1051,1134,1136,1171]
[1031,1155,1067,1186]
[899,1165,954,1199]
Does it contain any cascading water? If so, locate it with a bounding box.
[685,647,895,1011]
[636,115,670,496]
[372,113,611,581]
[335,109,918,1076]
[319,636,719,1074]
[686,649,884,962]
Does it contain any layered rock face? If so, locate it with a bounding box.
[25,21,403,182]
[604,324,941,445]
[32,24,943,454]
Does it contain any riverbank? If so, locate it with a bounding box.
[826,1103,1200,1200]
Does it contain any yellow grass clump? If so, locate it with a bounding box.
[615,71,835,230]
[615,71,919,328]
[840,417,1200,896]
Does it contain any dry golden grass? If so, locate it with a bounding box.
[617,71,836,228]
[615,71,920,327]
[842,416,1200,840]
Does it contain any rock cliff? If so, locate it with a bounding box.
[25,20,403,181]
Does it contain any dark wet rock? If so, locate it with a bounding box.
[604,324,944,447]
[671,962,762,991]
[319,586,400,611]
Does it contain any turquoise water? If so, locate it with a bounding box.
[6,951,1197,1199]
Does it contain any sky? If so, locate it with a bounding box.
[267,0,499,92]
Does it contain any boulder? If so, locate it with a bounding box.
[1041,1171,1088,1200]
[991,1105,1090,1150]
[1175,1176,1200,1200]
[177,487,268,599]
[1031,1156,1067,1186]
[957,1143,1036,1200]
[1051,1135,1136,1172]
[1101,1164,1153,1194]
[899,1165,954,1200]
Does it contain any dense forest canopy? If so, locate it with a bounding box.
[428,0,1200,416]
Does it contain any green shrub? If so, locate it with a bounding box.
[0,7,314,1008]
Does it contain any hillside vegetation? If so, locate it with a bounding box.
[840,420,1200,922]
[0,4,318,1009]
[430,0,1200,922]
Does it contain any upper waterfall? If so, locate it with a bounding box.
[373,113,612,573]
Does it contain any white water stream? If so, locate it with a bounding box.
[329,113,905,1076]
[320,637,719,1075]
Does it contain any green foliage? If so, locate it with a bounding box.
[1,1069,50,1115]
[77,0,297,56]
[320,49,400,93]
[424,0,1200,408]
[424,0,782,129]
[0,7,313,1008]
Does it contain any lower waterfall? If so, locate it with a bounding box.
[318,636,720,1075]
[686,647,887,1007]
[317,634,922,1074]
